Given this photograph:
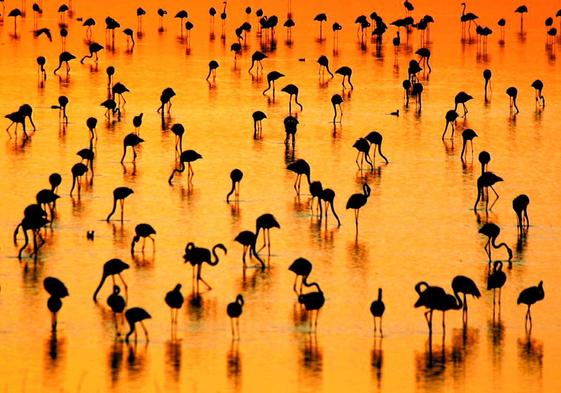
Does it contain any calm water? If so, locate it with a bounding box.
[1,0,561,392]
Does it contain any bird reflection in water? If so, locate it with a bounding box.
[299,332,322,376]
[166,339,182,382]
[371,336,383,389]
[126,341,148,378]
[517,332,543,378]
[488,317,505,364]
[450,326,479,369]
[45,331,65,371]
[109,340,124,384]
[227,339,242,388]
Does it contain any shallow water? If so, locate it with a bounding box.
[1,0,561,392]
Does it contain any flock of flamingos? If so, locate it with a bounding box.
[3,0,555,348]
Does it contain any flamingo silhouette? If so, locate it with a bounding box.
[165,284,184,326]
[314,13,327,40]
[234,230,265,269]
[474,172,503,211]
[107,285,126,335]
[248,51,267,74]
[226,169,243,203]
[93,258,130,301]
[168,149,203,185]
[183,242,227,291]
[125,307,151,343]
[227,294,244,338]
[37,56,47,81]
[170,123,185,153]
[317,55,334,78]
[106,187,134,222]
[442,110,460,139]
[53,51,76,75]
[370,288,385,336]
[288,257,312,294]
[517,281,544,331]
[298,278,325,331]
[346,183,371,232]
[206,60,219,81]
[531,80,545,108]
[263,71,285,96]
[451,275,480,321]
[69,163,88,195]
[483,69,492,101]
[365,131,389,165]
[131,223,156,254]
[252,111,267,139]
[331,94,343,123]
[478,223,513,263]
[287,159,311,195]
[506,87,519,114]
[335,66,354,89]
[414,281,461,335]
[487,261,507,309]
[281,84,303,113]
[121,133,144,163]
[513,194,530,232]
[320,188,341,227]
[478,151,490,175]
[80,42,103,63]
[460,129,477,160]
[44,277,69,332]
[454,91,473,117]
[353,137,373,170]
[460,2,479,34]
[256,213,280,254]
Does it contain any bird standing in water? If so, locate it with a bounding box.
[226,169,243,203]
[370,288,385,336]
[517,281,544,331]
[226,294,244,338]
[125,307,151,343]
[106,187,134,222]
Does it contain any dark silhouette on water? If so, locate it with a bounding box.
[474,172,503,211]
[314,13,327,40]
[133,113,143,135]
[226,169,243,203]
[287,159,311,196]
[263,71,285,96]
[479,223,513,264]
[414,281,461,335]
[234,230,265,269]
[107,285,126,335]
[227,294,244,338]
[248,51,267,74]
[170,123,185,153]
[206,60,219,81]
[289,257,313,295]
[478,151,491,175]
[70,163,88,196]
[331,94,343,123]
[14,204,49,259]
[487,261,507,313]
[442,110,459,139]
[284,115,299,147]
[370,288,385,336]
[121,133,144,163]
[483,69,492,102]
[53,51,76,75]
[168,149,202,185]
[298,277,325,331]
[93,258,130,301]
[353,137,373,170]
[531,80,545,108]
[460,2,479,35]
[335,66,354,89]
[452,275,480,322]
[256,213,280,254]
[51,96,69,124]
[106,187,134,222]
[252,111,266,139]
[165,284,184,328]
[125,307,151,343]
[80,42,103,64]
[131,223,156,254]
[513,194,530,234]
[37,56,47,81]
[317,55,334,78]
[320,188,341,227]
[183,242,227,291]
[454,91,473,117]
[365,131,389,165]
[515,5,528,32]
[461,129,477,161]
[517,281,544,331]
[506,86,519,114]
[44,277,69,332]
[281,84,303,113]
[346,183,371,233]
